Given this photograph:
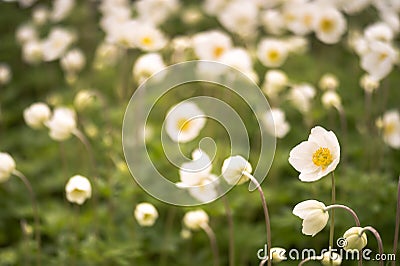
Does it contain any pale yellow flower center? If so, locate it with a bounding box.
[379,52,388,62]
[70,188,87,199]
[177,118,192,132]
[213,46,225,58]
[320,18,334,33]
[312,147,333,169]
[303,14,312,27]
[141,36,153,46]
[266,49,280,62]
[384,122,396,135]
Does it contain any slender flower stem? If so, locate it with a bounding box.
[242,171,272,266]
[13,170,41,266]
[337,106,347,167]
[324,204,360,226]
[201,223,220,266]
[359,226,384,266]
[222,195,235,266]
[298,257,313,265]
[392,176,400,266]
[159,207,177,266]
[329,172,336,265]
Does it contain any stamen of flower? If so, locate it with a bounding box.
[312,147,333,169]
[320,18,333,33]
[267,50,279,62]
[213,46,224,58]
[177,118,192,132]
[141,36,153,46]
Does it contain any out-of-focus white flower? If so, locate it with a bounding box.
[46,107,77,141]
[343,227,368,251]
[16,23,38,44]
[264,108,290,139]
[293,199,329,236]
[378,8,400,32]
[321,91,342,109]
[22,40,43,64]
[136,0,179,25]
[219,48,252,73]
[257,38,288,68]
[32,5,49,25]
[165,102,206,143]
[364,22,394,43]
[180,228,192,239]
[132,53,166,84]
[0,152,16,183]
[313,7,347,44]
[23,102,51,129]
[360,41,397,80]
[60,49,86,74]
[134,202,159,227]
[74,90,97,111]
[376,110,400,149]
[18,0,37,8]
[51,0,75,22]
[192,30,232,60]
[289,126,340,182]
[261,9,286,35]
[360,74,379,93]
[288,83,316,113]
[218,0,258,38]
[285,36,309,54]
[319,73,339,90]
[221,155,252,185]
[65,175,92,205]
[183,210,209,230]
[283,2,316,36]
[182,7,203,25]
[262,70,288,98]
[42,27,75,61]
[104,20,139,48]
[321,251,342,265]
[203,0,229,15]
[347,30,369,56]
[133,23,167,52]
[341,0,371,14]
[270,247,287,262]
[94,42,121,68]
[0,63,11,86]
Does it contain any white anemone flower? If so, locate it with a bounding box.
[292,200,329,236]
[42,27,75,61]
[288,83,316,113]
[321,91,342,110]
[360,74,379,93]
[132,53,166,83]
[221,155,252,185]
[0,63,12,86]
[50,0,75,22]
[289,126,340,182]
[364,22,394,43]
[203,0,229,16]
[46,107,77,141]
[192,30,232,60]
[343,227,368,251]
[284,2,316,36]
[183,209,209,230]
[22,40,43,64]
[0,152,16,183]
[262,69,288,97]
[60,48,86,74]
[376,110,400,149]
[165,102,206,143]
[219,48,253,73]
[321,251,342,265]
[136,0,179,25]
[134,202,159,227]
[257,38,288,68]
[16,23,38,44]
[261,9,286,35]
[133,23,167,52]
[23,102,51,129]
[313,7,347,44]
[264,108,290,139]
[65,175,92,205]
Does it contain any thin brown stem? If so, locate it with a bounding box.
[360,226,384,266]
[329,172,336,265]
[201,223,220,266]
[242,171,272,266]
[392,176,400,266]
[324,204,360,226]
[13,170,41,266]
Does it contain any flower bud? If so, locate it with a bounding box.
[65,175,92,205]
[319,73,339,91]
[360,74,379,93]
[343,227,368,251]
[134,203,158,227]
[23,102,51,129]
[60,49,86,74]
[0,63,11,86]
[74,90,97,111]
[270,247,286,262]
[321,91,342,109]
[0,152,16,183]
[46,107,77,141]
[183,210,209,230]
[321,251,342,265]
[221,155,252,185]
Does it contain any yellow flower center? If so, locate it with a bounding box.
[312,147,333,169]
[177,118,192,132]
[384,122,396,135]
[213,46,225,58]
[141,36,153,46]
[379,52,388,62]
[303,14,312,27]
[267,49,280,62]
[320,18,334,33]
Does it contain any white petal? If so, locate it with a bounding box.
[289,141,318,172]
[302,210,329,236]
[293,200,326,219]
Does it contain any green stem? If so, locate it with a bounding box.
[392,176,400,266]
[329,172,336,265]
[13,170,41,266]
[201,223,220,266]
[222,195,235,266]
[242,171,272,266]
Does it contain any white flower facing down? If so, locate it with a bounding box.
[289,126,340,182]
[192,30,232,60]
[183,209,209,231]
[46,107,77,141]
[321,91,342,110]
[376,110,400,149]
[221,155,252,185]
[264,108,290,139]
[23,102,51,129]
[292,200,329,236]
[319,73,339,91]
[0,152,16,183]
[0,63,12,86]
[343,227,368,251]
[134,202,159,227]
[65,175,92,205]
[257,38,288,68]
[262,70,288,98]
[165,102,206,143]
[288,83,316,113]
[321,251,342,265]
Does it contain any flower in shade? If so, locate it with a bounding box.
[221,155,252,185]
[292,200,329,236]
[165,102,206,143]
[134,202,158,227]
[23,102,51,129]
[376,110,400,149]
[183,209,209,230]
[0,152,16,183]
[264,108,290,139]
[321,251,342,265]
[46,107,77,141]
[343,227,368,251]
[65,175,92,205]
[289,126,340,182]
